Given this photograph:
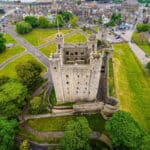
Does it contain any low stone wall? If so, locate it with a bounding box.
[73,102,104,113]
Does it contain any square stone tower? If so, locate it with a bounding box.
[49,33,103,104]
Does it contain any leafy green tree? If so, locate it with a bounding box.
[0,80,28,118]
[111,13,122,25]
[136,23,150,32]
[19,140,30,150]
[59,11,73,23]
[54,14,65,27]
[0,33,6,53]
[77,0,81,5]
[113,0,124,3]
[61,117,92,150]
[140,134,150,150]
[29,96,47,114]
[0,116,18,150]
[105,110,145,150]
[16,60,43,91]
[69,16,79,28]
[16,21,32,34]
[24,16,39,28]
[146,62,150,70]
[0,76,9,86]
[38,16,50,28]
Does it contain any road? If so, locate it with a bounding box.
[5,26,52,81]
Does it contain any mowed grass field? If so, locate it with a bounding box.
[0,45,25,64]
[0,34,25,64]
[64,33,87,43]
[132,32,150,55]
[22,28,72,46]
[39,43,56,57]
[113,43,150,131]
[27,114,105,132]
[0,53,46,78]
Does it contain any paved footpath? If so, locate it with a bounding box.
[115,29,150,66]
[129,42,150,66]
[0,50,27,70]
[5,27,52,81]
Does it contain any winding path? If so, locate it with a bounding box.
[0,50,27,70]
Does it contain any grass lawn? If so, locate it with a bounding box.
[64,33,87,43]
[4,33,17,44]
[0,45,25,64]
[113,43,150,131]
[108,58,115,97]
[27,113,105,132]
[39,43,56,57]
[93,26,99,32]
[22,28,72,46]
[0,53,46,78]
[132,32,150,55]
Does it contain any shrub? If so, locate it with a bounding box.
[24,16,39,28]
[49,89,57,106]
[0,33,6,53]
[38,16,50,28]
[146,62,150,70]
[29,96,47,114]
[136,23,150,32]
[16,21,32,34]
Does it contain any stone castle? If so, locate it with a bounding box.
[49,33,104,104]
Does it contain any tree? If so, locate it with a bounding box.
[54,14,65,27]
[38,16,50,28]
[24,16,39,28]
[140,134,150,150]
[0,80,28,118]
[146,62,150,70]
[136,23,150,32]
[16,60,43,91]
[59,11,73,23]
[19,140,30,150]
[105,110,145,150]
[61,117,92,150]
[29,96,47,114]
[0,116,18,150]
[0,33,6,53]
[0,76,9,86]
[16,21,32,34]
[69,16,79,28]
[111,13,122,25]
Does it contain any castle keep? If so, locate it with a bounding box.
[49,33,103,104]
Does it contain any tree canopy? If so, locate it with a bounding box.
[0,116,18,150]
[54,14,65,28]
[24,16,39,28]
[29,96,47,114]
[136,23,150,32]
[19,140,30,150]
[69,16,79,28]
[59,11,73,23]
[16,60,43,91]
[38,16,50,28]
[0,33,6,53]
[105,110,145,150]
[61,117,92,150]
[0,80,28,118]
[16,21,32,34]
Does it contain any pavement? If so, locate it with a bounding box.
[115,29,150,66]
